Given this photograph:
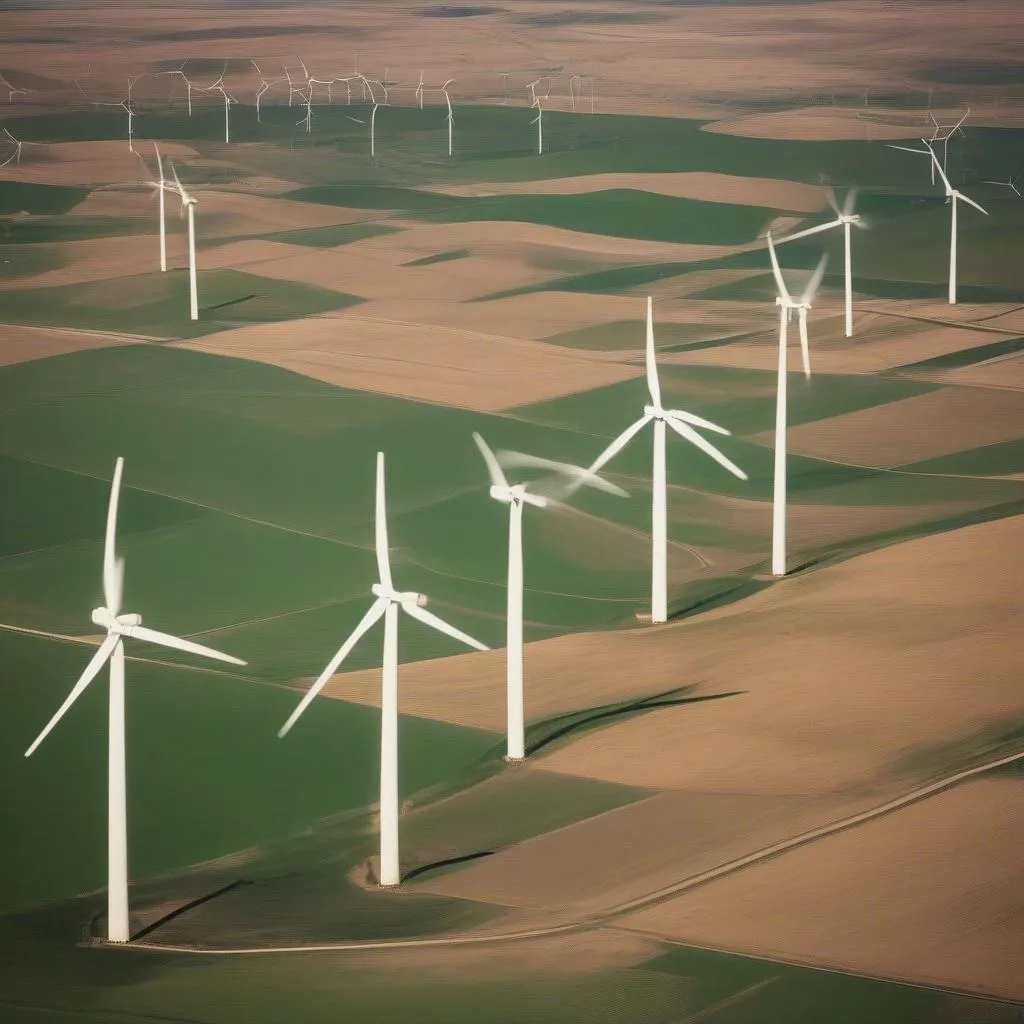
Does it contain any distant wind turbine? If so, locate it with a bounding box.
[766,233,828,576]
[23,457,246,944]
[472,434,626,761]
[279,452,489,887]
[983,169,1022,198]
[773,187,866,337]
[441,79,455,157]
[586,297,748,623]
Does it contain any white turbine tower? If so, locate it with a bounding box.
[169,161,199,321]
[530,94,543,155]
[441,79,455,157]
[279,452,489,887]
[766,233,828,577]
[472,434,626,761]
[774,187,866,337]
[23,457,246,944]
[891,140,988,304]
[415,71,425,110]
[137,143,170,272]
[586,297,748,624]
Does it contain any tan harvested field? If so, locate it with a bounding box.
[701,107,923,141]
[415,786,859,916]
[238,244,563,302]
[942,352,1024,390]
[315,515,1024,787]
[429,172,828,214]
[666,315,1024,376]
[179,312,643,411]
[621,777,1024,1001]
[0,140,198,187]
[769,385,1024,467]
[0,323,136,366]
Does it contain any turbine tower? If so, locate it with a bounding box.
[23,458,246,944]
[773,187,866,338]
[169,161,199,321]
[586,297,748,624]
[441,79,455,157]
[472,434,626,761]
[279,453,489,887]
[766,234,828,577]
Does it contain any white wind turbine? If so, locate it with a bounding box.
[0,73,29,104]
[253,60,285,122]
[415,71,425,110]
[279,452,489,888]
[891,140,988,304]
[766,233,828,577]
[983,169,1022,198]
[0,127,23,167]
[586,297,748,623]
[23,457,246,944]
[773,187,866,337]
[441,79,455,157]
[168,160,199,321]
[472,434,626,761]
[527,81,544,156]
[928,108,970,185]
[358,76,381,158]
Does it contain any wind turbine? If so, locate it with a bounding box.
[279,452,489,888]
[891,140,988,304]
[253,60,285,122]
[586,297,748,623]
[472,434,626,761]
[928,108,970,185]
[0,72,29,104]
[169,160,199,321]
[23,457,246,944]
[0,127,23,167]
[358,76,380,158]
[983,169,1022,198]
[440,79,455,157]
[766,233,828,577]
[527,81,544,156]
[415,71,425,110]
[773,187,866,337]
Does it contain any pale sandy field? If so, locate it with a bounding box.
[428,172,828,214]
[179,311,643,411]
[621,777,1024,1001]
[0,140,198,187]
[768,385,1024,467]
[940,351,1024,391]
[0,323,137,366]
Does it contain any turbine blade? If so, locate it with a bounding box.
[930,148,953,193]
[773,221,839,245]
[956,191,989,215]
[472,432,508,490]
[375,452,393,590]
[494,450,629,497]
[587,415,652,476]
[824,186,840,215]
[842,187,859,217]
[666,409,731,436]
[278,598,388,738]
[103,458,124,616]
[798,310,811,379]
[665,418,748,481]
[644,296,661,408]
[888,144,930,155]
[766,233,791,302]
[127,625,247,666]
[25,634,120,757]
[800,253,829,305]
[403,602,489,652]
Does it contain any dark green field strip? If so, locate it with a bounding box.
[0,181,90,216]
[0,216,145,245]
[0,268,364,340]
[0,453,212,560]
[195,221,403,252]
[286,185,785,246]
[643,944,1021,1023]
[0,242,63,282]
[0,627,497,915]
[897,437,1024,477]
[895,334,1024,370]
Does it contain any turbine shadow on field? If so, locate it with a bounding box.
[524,685,743,757]
[126,879,254,943]
[403,849,496,883]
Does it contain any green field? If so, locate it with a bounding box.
[0,268,364,338]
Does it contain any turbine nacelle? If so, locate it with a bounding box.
[371,582,428,608]
[91,607,142,631]
[489,484,548,508]
[643,403,666,421]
